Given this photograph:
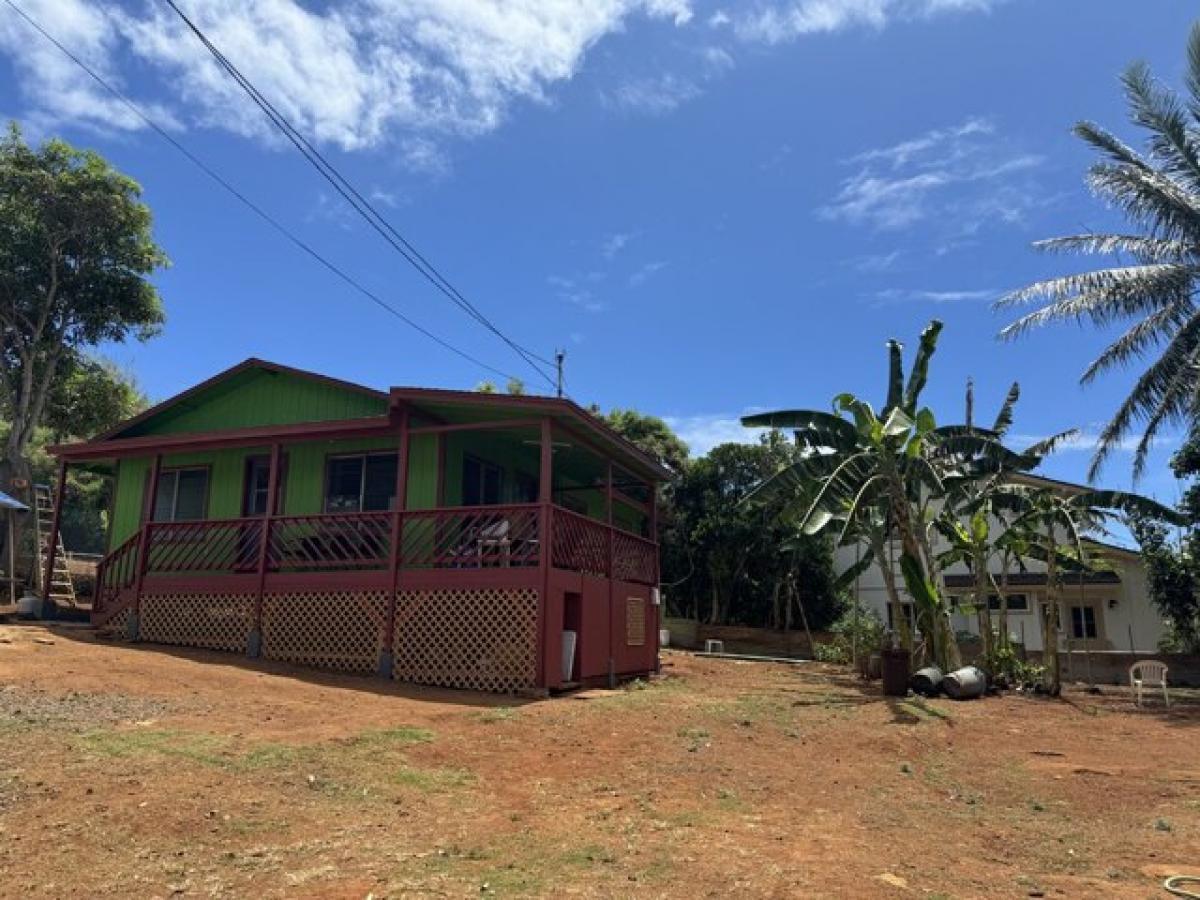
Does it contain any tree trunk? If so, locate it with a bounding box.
[793,577,815,659]
[869,529,909,652]
[1042,526,1061,695]
[998,557,1011,652]
[974,548,992,662]
[770,581,783,631]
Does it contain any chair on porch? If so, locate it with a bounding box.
[1129,660,1170,708]
[475,519,511,567]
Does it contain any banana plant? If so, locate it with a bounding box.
[1006,485,1181,694]
[742,320,1021,670]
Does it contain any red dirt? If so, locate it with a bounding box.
[1,621,1198,898]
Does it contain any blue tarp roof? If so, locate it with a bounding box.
[0,490,29,512]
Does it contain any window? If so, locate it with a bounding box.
[949,593,1030,613]
[151,468,209,522]
[324,453,398,513]
[463,456,503,506]
[1070,605,1098,640]
[243,455,287,516]
[514,471,539,504]
[988,593,1029,612]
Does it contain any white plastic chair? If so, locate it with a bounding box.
[1129,660,1170,708]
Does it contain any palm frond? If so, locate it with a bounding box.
[1034,234,1194,261]
[1121,61,1200,191]
[1084,162,1200,244]
[1080,300,1197,384]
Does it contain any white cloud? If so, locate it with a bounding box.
[602,42,734,115]
[850,250,903,272]
[664,413,769,456]
[629,260,669,286]
[874,286,997,304]
[820,116,1047,232]
[603,71,703,115]
[727,0,1002,44]
[601,231,637,259]
[548,274,608,313]
[1,0,695,155]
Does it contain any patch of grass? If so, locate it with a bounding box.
[347,725,434,747]
[561,844,617,865]
[474,706,517,724]
[1154,817,1173,832]
[79,728,231,768]
[393,764,475,792]
[677,726,711,752]
[896,699,952,722]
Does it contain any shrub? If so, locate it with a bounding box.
[814,608,886,664]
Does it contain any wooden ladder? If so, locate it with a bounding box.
[33,483,84,610]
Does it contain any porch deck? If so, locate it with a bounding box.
[95,502,657,617]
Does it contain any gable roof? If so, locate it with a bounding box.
[52,359,672,482]
[95,358,388,442]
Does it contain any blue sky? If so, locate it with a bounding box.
[0,0,1194,506]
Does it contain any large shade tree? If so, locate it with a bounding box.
[996,23,1200,480]
[0,123,167,496]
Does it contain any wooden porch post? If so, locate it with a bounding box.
[382,407,410,677]
[537,418,553,690]
[606,460,616,688]
[249,442,282,658]
[40,459,68,615]
[131,453,163,640]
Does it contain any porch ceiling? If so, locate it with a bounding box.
[392,387,670,483]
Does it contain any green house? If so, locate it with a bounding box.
[50,359,669,694]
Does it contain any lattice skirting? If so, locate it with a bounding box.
[95,605,132,640]
[393,588,539,693]
[261,591,389,673]
[140,592,253,652]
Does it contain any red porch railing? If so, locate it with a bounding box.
[612,528,658,585]
[144,518,265,575]
[94,530,140,614]
[551,507,609,577]
[266,511,392,573]
[400,504,541,569]
[104,502,657,587]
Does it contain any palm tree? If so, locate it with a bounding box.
[743,321,1020,670]
[996,23,1200,480]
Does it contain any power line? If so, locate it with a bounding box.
[2,0,525,384]
[162,0,558,390]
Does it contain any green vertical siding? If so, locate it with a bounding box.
[406,434,438,510]
[108,436,446,550]
[121,369,386,437]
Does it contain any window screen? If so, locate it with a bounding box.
[152,468,209,522]
[1070,605,1097,639]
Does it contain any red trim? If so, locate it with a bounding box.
[52,416,393,461]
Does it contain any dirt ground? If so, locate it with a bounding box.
[1,623,1198,899]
